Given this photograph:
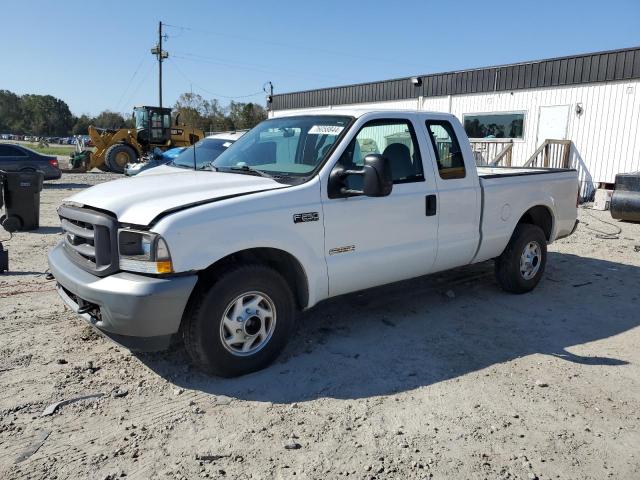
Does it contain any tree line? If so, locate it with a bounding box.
[172,93,267,132]
[0,89,267,137]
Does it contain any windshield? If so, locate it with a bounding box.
[134,109,148,130]
[171,138,235,169]
[211,115,353,176]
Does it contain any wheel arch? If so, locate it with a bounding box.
[193,247,310,311]
[516,205,554,241]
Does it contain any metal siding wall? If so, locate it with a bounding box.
[421,80,640,196]
[271,48,640,111]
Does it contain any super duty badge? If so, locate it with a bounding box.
[293,212,319,223]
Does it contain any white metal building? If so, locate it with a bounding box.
[268,47,640,198]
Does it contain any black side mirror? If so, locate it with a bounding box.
[330,153,393,198]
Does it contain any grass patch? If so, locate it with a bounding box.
[22,143,76,156]
[0,140,77,156]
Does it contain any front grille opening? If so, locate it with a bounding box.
[58,205,118,276]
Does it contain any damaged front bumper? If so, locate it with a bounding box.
[48,242,197,351]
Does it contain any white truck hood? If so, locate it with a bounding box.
[66,169,285,225]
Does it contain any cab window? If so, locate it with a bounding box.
[425,120,466,180]
[339,119,424,185]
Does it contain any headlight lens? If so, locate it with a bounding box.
[118,229,173,274]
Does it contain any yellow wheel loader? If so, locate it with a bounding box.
[69,106,203,173]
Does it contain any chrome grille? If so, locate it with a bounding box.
[58,204,118,276]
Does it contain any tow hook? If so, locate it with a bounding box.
[77,302,100,322]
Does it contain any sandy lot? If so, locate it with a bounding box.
[0,173,639,480]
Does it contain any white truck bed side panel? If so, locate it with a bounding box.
[474,171,578,262]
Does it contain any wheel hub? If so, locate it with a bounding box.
[520,241,542,280]
[220,291,276,356]
[243,315,262,336]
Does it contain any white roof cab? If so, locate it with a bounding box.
[48,110,579,376]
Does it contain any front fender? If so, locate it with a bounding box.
[152,181,328,306]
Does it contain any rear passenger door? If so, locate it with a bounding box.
[321,115,439,297]
[424,119,481,270]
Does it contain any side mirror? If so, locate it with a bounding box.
[330,153,393,198]
[152,147,163,159]
[361,154,393,197]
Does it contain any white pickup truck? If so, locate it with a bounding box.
[48,110,578,376]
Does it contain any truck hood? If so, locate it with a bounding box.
[66,168,286,225]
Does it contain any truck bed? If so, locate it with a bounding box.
[473,165,579,264]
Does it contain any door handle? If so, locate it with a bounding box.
[425,194,437,216]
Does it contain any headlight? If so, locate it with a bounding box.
[118,229,173,274]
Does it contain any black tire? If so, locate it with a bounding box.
[183,264,295,377]
[495,223,547,294]
[1,215,22,233]
[104,143,136,173]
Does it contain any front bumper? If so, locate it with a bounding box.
[48,242,198,351]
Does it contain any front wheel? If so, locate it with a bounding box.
[183,265,295,377]
[495,224,547,294]
[104,143,136,173]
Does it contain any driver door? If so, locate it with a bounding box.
[321,116,439,297]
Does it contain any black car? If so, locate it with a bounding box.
[0,143,62,180]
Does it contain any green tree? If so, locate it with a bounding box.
[228,101,266,130]
[72,114,92,135]
[0,90,23,133]
[174,93,209,131]
[21,94,74,136]
[92,110,127,129]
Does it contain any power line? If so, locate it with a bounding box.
[157,22,416,70]
[169,58,264,99]
[172,52,350,83]
[121,61,155,110]
[114,54,148,112]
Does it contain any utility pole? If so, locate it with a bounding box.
[264,81,274,110]
[151,21,169,108]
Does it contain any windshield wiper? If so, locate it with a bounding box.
[168,162,193,170]
[214,165,273,178]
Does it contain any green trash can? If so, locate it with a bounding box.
[1,171,44,232]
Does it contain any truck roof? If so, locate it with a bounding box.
[273,108,455,119]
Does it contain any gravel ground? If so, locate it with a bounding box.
[0,172,639,480]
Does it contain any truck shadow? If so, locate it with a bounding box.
[138,252,639,403]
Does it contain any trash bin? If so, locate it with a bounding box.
[1,171,44,232]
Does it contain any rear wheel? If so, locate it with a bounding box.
[183,264,295,377]
[104,143,136,173]
[495,223,547,293]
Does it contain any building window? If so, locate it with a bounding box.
[463,112,525,139]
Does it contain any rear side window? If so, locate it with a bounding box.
[0,145,25,156]
[425,121,466,180]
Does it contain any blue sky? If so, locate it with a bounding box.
[2,0,638,116]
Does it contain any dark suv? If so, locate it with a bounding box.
[0,143,62,179]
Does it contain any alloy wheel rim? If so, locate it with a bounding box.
[520,241,542,280]
[219,291,277,356]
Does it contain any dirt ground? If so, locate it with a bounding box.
[0,172,639,480]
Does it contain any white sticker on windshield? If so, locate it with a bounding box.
[222,141,232,147]
[308,125,344,135]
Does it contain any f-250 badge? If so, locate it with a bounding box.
[293,212,319,223]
